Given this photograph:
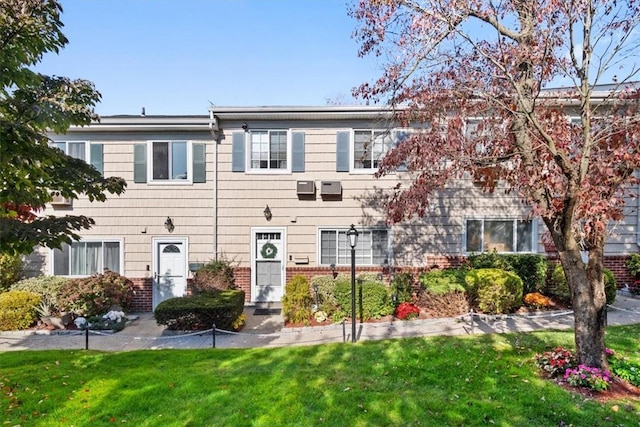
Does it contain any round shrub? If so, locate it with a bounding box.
[192,258,236,293]
[58,271,135,316]
[465,268,523,314]
[0,290,41,330]
[334,277,394,320]
[0,253,23,291]
[282,275,313,324]
[547,264,571,303]
[547,264,616,305]
[10,276,69,313]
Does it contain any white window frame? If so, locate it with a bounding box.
[52,140,89,161]
[50,237,124,277]
[317,227,390,266]
[350,129,410,173]
[147,140,193,184]
[464,218,537,254]
[247,129,292,174]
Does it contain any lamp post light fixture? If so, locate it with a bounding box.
[346,224,359,343]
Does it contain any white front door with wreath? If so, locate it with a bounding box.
[252,228,285,302]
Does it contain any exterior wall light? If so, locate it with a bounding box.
[264,205,272,221]
[164,216,175,233]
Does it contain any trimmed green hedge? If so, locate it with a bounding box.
[465,268,523,314]
[334,277,394,320]
[468,252,548,294]
[154,290,245,330]
[282,275,312,324]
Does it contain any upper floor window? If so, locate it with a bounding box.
[353,130,393,171]
[53,141,86,160]
[152,141,188,180]
[465,219,535,253]
[52,239,122,276]
[319,228,389,266]
[250,130,288,171]
[133,141,206,184]
[52,140,103,175]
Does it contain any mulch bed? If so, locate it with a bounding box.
[555,376,640,403]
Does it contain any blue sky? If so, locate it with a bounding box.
[36,0,381,116]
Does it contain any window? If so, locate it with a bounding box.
[465,219,534,253]
[353,130,392,170]
[52,240,122,276]
[52,140,104,176]
[319,228,389,265]
[53,141,87,160]
[250,130,288,170]
[152,141,188,180]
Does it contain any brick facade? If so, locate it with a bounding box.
[130,277,153,312]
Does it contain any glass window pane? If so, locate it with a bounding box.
[104,242,120,272]
[516,220,533,252]
[68,142,86,160]
[484,220,513,252]
[153,142,169,180]
[53,142,66,153]
[354,131,371,169]
[53,244,69,275]
[320,231,336,264]
[270,131,287,169]
[337,231,349,265]
[466,220,482,252]
[372,230,388,264]
[172,142,187,179]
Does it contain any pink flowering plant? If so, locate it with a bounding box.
[535,347,576,378]
[563,365,611,391]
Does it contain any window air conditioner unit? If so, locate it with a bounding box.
[321,181,342,195]
[296,180,315,195]
[51,194,72,206]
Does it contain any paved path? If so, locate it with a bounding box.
[1,294,639,352]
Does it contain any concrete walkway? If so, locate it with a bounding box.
[1,294,639,352]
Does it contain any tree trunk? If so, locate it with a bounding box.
[557,247,608,369]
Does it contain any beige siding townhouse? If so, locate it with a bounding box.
[29,107,640,311]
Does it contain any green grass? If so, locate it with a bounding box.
[2,325,639,426]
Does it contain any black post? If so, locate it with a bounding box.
[342,319,346,343]
[212,324,216,348]
[351,245,356,343]
[470,309,474,335]
[85,328,89,350]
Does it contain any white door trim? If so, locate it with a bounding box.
[152,236,188,310]
[251,227,286,303]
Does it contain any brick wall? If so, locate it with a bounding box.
[130,277,152,312]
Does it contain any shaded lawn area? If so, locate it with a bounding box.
[1,325,639,426]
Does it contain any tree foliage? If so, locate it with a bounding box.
[0,0,126,255]
[351,0,640,367]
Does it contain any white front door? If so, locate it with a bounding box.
[252,228,285,302]
[153,238,187,310]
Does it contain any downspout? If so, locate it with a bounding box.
[209,111,219,260]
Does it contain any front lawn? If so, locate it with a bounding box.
[1,325,638,426]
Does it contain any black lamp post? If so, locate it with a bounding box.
[346,224,359,343]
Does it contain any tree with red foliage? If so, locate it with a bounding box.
[0,1,126,255]
[351,0,640,368]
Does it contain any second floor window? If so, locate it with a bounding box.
[152,141,187,180]
[354,130,392,170]
[250,130,287,170]
[53,141,86,160]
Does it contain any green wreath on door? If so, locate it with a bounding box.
[260,242,278,259]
